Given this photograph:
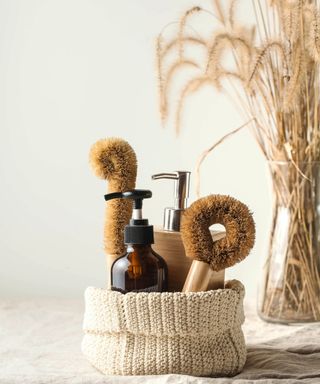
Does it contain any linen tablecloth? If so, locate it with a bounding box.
[1,297,319,383]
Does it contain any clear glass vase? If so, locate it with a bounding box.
[258,161,320,323]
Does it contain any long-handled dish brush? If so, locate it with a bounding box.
[181,194,255,292]
[89,138,137,286]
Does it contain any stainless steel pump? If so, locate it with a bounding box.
[151,171,191,231]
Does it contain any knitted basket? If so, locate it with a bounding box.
[82,280,246,377]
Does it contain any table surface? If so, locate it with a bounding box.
[1,297,320,384]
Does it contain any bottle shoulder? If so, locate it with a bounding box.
[154,226,181,236]
[154,226,226,242]
[149,247,168,266]
[112,245,166,265]
[111,253,130,268]
[111,244,168,293]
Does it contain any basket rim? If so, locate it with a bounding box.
[85,279,244,298]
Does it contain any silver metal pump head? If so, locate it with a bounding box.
[151,171,191,232]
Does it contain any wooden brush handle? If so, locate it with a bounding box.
[182,260,224,292]
[89,138,137,284]
[153,228,225,292]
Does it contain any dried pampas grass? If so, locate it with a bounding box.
[158,0,320,322]
[157,0,320,161]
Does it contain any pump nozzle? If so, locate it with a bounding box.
[105,189,151,209]
[151,171,190,231]
[104,189,154,244]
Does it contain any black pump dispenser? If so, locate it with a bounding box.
[105,189,168,293]
[104,189,154,245]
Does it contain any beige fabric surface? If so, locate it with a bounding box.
[0,297,319,383]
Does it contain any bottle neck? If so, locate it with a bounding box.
[126,244,152,253]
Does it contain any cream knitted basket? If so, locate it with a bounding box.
[82,280,246,377]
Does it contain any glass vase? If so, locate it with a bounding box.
[258,161,320,323]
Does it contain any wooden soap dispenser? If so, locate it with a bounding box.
[152,171,225,292]
[152,171,191,291]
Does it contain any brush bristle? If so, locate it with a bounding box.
[89,137,137,188]
[89,137,137,256]
[181,194,255,271]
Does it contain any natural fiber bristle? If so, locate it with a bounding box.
[89,137,137,256]
[89,137,137,188]
[181,195,255,271]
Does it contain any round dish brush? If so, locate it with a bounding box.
[181,194,255,292]
[89,138,137,284]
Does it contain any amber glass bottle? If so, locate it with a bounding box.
[111,244,168,293]
[104,189,168,293]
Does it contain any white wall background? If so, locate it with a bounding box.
[0,0,273,299]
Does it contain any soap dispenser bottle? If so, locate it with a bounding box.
[151,171,192,291]
[152,171,225,292]
[104,189,168,293]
